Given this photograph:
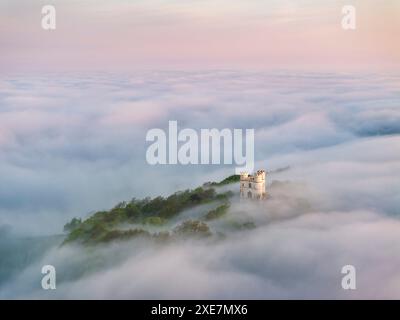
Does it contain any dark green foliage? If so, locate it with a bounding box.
[204,203,230,221]
[143,216,166,226]
[142,196,165,214]
[228,220,256,230]
[63,217,82,232]
[63,220,107,245]
[208,174,240,186]
[173,220,212,238]
[216,191,234,200]
[97,229,151,243]
[125,203,141,220]
[63,186,225,245]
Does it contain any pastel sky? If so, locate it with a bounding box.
[1,0,399,72]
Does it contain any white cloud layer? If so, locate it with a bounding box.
[0,71,399,298]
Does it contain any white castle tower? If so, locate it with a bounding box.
[240,170,267,200]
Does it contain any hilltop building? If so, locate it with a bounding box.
[240,170,267,200]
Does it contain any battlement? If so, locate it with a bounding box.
[240,170,266,182]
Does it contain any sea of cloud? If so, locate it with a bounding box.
[0,71,399,298]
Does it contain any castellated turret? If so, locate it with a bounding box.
[240,170,267,200]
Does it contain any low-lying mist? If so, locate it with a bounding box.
[1,71,399,298]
